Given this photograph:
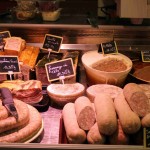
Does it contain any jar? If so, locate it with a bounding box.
[14,8,38,20]
[38,0,61,21]
[13,0,39,20]
[16,0,37,11]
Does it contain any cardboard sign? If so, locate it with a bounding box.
[0,56,20,74]
[42,34,63,53]
[144,127,150,148]
[45,58,75,82]
[0,31,11,42]
[99,41,118,55]
[141,50,150,62]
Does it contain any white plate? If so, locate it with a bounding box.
[24,120,44,143]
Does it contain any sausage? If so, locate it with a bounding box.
[0,105,42,143]
[123,83,149,117]
[114,93,141,134]
[62,103,86,144]
[109,119,129,145]
[87,122,106,144]
[0,100,29,133]
[94,93,117,135]
[141,113,150,127]
[74,96,96,131]
[0,101,9,120]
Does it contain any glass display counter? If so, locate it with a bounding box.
[0,13,150,150]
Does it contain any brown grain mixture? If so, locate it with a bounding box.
[92,58,127,72]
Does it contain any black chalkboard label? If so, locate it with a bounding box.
[99,41,118,55]
[42,34,63,53]
[0,31,11,42]
[0,56,20,74]
[144,127,150,148]
[45,58,75,82]
[141,50,150,62]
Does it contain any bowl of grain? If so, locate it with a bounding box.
[81,50,132,86]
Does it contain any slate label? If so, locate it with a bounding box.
[45,58,75,82]
[42,34,63,53]
[0,31,11,42]
[99,41,118,55]
[144,127,150,148]
[0,56,20,74]
[141,50,150,62]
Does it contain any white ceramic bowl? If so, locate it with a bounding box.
[82,50,132,86]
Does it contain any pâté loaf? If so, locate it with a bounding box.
[35,52,64,85]
[35,51,79,85]
[4,37,26,56]
[15,45,40,81]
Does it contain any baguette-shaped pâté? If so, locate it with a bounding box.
[109,119,129,145]
[114,94,141,134]
[87,122,106,144]
[94,93,117,135]
[141,113,150,127]
[62,103,86,144]
[74,96,95,131]
[123,83,149,117]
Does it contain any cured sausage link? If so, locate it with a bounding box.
[62,103,86,144]
[74,96,95,131]
[94,93,117,135]
[123,83,149,117]
[114,94,141,134]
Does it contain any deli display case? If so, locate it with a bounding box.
[0,1,150,150]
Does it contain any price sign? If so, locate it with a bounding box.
[45,58,75,82]
[99,41,118,55]
[0,31,11,50]
[42,34,63,53]
[141,50,150,62]
[144,127,150,148]
[0,31,11,42]
[0,56,20,74]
